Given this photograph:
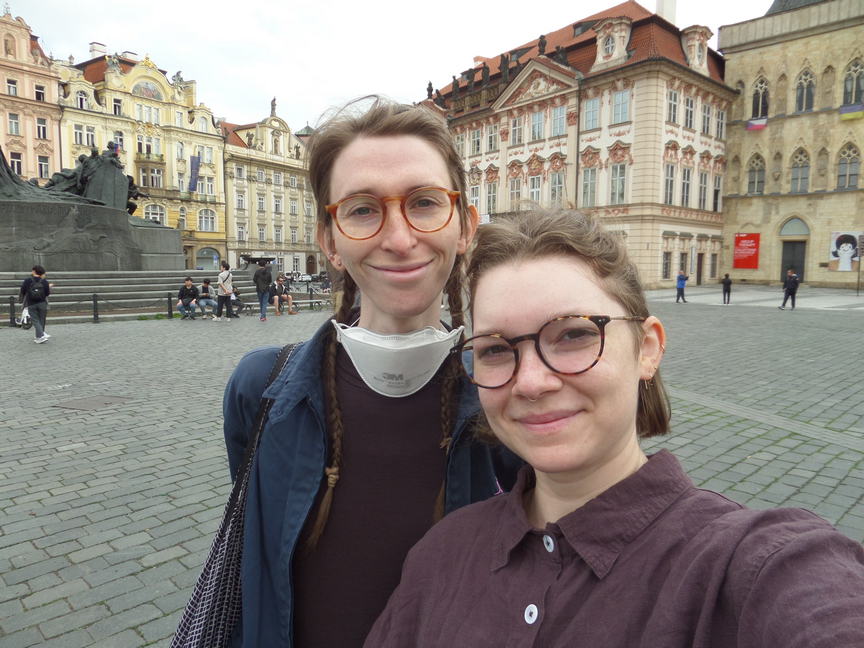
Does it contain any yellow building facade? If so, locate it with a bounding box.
[719,0,864,286]
[56,44,226,270]
[0,11,61,181]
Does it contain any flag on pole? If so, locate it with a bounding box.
[189,155,200,192]
[746,118,767,131]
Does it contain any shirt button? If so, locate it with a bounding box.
[524,604,539,625]
[542,534,555,553]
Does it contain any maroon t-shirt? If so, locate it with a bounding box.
[292,346,447,647]
[366,450,864,647]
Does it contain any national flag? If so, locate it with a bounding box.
[188,155,200,192]
[839,104,864,120]
[746,118,767,131]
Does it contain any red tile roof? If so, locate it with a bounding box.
[221,122,258,148]
[76,55,161,84]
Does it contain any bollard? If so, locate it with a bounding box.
[167,292,173,319]
[8,295,15,327]
[307,283,313,310]
[92,293,100,323]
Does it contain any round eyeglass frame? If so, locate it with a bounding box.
[324,186,461,241]
[455,314,648,389]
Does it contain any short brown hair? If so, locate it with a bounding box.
[466,209,670,438]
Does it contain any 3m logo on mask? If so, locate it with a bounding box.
[382,372,404,382]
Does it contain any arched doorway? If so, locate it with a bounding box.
[306,255,317,275]
[196,247,221,271]
[779,217,809,282]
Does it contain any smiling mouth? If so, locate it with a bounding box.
[516,411,580,431]
[372,260,431,274]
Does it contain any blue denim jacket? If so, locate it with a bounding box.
[223,321,520,647]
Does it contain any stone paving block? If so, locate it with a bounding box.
[0,627,44,648]
[86,603,162,641]
[105,579,178,615]
[138,610,181,643]
[67,575,144,611]
[0,599,70,634]
[87,629,145,648]
[39,603,110,638]
[82,559,145,588]
[38,629,94,648]
[3,556,71,586]
[21,577,89,609]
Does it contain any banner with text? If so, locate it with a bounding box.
[733,233,760,269]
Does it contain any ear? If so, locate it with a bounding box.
[457,205,481,255]
[316,222,342,270]
[638,316,666,380]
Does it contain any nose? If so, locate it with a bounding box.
[377,198,417,254]
[510,343,561,401]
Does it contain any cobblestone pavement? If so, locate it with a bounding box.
[1,289,863,646]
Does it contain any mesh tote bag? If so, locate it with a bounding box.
[171,342,298,648]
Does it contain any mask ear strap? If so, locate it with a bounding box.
[349,315,361,327]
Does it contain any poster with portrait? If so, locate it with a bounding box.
[828,231,861,271]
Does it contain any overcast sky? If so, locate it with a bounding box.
[17,0,770,131]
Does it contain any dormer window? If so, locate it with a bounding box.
[603,36,615,56]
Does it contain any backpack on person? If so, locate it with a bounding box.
[27,278,46,302]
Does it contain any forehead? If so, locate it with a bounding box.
[328,135,450,202]
[473,256,622,333]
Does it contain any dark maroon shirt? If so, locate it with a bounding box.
[292,347,446,647]
[366,450,864,648]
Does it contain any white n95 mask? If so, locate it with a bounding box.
[332,320,464,398]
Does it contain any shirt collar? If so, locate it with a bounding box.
[491,450,693,579]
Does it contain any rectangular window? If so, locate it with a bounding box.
[175,111,183,127]
[486,182,497,214]
[237,224,247,241]
[143,105,152,123]
[9,152,22,175]
[204,146,213,164]
[612,91,629,123]
[454,133,465,157]
[290,199,298,215]
[667,90,679,123]
[747,168,764,195]
[551,105,566,137]
[113,98,122,116]
[583,97,599,130]
[152,108,160,125]
[610,163,626,205]
[305,199,312,215]
[530,111,544,140]
[7,112,19,135]
[681,167,691,207]
[258,226,266,242]
[716,110,726,139]
[469,185,480,209]
[289,175,297,188]
[35,85,45,102]
[114,131,124,150]
[6,79,17,95]
[529,175,541,202]
[791,164,809,193]
[509,177,521,206]
[664,164,675,205]
[257,193,265,211]
[710,253,718,279]
[178,173,185,192]
[684,97,694,129]
[470,128,481,156]
[582,168,597,208]
[293,256,300,272]
[236,192,246,209]
[511,117,523,145]
[698,172,708,210]
[274,226,283,243]
[257,168,265,182]
[37,155,49,179]
[701,104,711,135]
[550,172,564,205]
[205,176,214,195]
[74,124,83,145]
[199,211,216,231]
[290,227,298,244]
[713,176,722,211]
[680,252,688,273]
[273,171,282,185]
[274,195,283,213]
[151,168,163,188]
[486,123,499,152]
[36,117,47,139]
[235,165,244,179]
[85,126,96,147]
[662,251,672,280]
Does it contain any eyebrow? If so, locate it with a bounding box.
[471,311,599,337]
[332,183,444,202]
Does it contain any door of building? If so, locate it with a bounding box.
[781,241,806,282]
[696,253,704,285]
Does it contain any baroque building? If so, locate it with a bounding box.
[0,10,61,182]
[222,103,322,276]
[429,0,735,288]
[718,0,864,285]
[55,44,226,270]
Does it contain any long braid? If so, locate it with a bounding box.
[433,255,467,521]
[305,274,358,550]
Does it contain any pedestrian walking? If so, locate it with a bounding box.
[675,269,689,303]
[19,264,51,343]
[721,273,732,304]
[779,268,799,310]
[215,260,235,321]
[252,260,272,321]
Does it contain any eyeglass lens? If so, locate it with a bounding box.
[335,187,452,238]
[463,316,603,388]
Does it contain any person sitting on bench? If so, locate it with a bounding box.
[270,275,298,315]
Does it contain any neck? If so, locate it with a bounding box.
[358,305,445,334]
[525,437,647,528]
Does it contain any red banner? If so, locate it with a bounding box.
[733,233,760,269]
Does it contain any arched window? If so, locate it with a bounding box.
[790,149,810,193]
[4,35,15,57]
[795,70,815,112]
[198,208,216,232]
[176,141,184,160]
[837,143,860,189]
[842,60,863,106]
[143,204,165,224]
[779,217,810,236]
[196,247,220,271]
[198,116,208,133]
[177,206,187,229]
[113,131,124,150]
[272,133,280,155]
[751,78,769,118]
[603,36,615,56]
[747,155,765,194]
[76,90,88,110]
